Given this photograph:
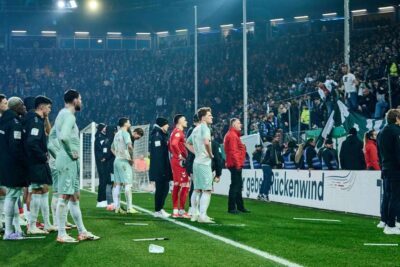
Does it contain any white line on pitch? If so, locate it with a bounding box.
[293,218,341,222]
[26,236,47,239]
[209,224,246,227]
[81,189,302,267]
[364,243,398,246]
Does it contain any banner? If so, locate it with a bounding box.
[214,169,382,216]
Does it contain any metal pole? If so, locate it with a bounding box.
[288,103,292,136]
[298,101,302,142]
[243,0,248,135]
[90,122,96,193]
[344,0,350,66]
[388,73,393,109]
[194,6,198,113]
[79,132,83,190]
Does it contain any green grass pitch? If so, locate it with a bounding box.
[0,191,398,267]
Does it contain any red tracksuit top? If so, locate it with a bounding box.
[169,128,188,160]
[224,127,246,169]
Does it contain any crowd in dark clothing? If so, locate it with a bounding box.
[0,25,399,146]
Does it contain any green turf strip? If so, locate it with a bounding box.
[132,193,400,267]
[2,191,399,267]
[0,191,280,267]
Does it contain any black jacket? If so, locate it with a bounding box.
[340,134,366,170]
[185,125,196,175]
[102,127,116,184]
[319,147,339,170]
[94,131,107,177]
[149,125,172,182]
[25,113,52,185]
[211,140,223,177]
[0,110,29,187]
[262,142,283,169]
[377,124,400,177]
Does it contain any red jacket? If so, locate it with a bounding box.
[364,139,380,170]
[224,128,246,169]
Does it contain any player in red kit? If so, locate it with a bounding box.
[169,114,191,218]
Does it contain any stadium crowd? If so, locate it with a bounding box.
[0,25,399,142]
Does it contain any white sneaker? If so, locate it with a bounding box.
[377,221,386,229]
[44,225,58,233]
[383,226,400,235]
[197,215,215,224]
[96,201,107,208]
[154,211,163,218]
[160,209,170,218]
[27,227,49,235]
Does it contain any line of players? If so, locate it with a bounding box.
[0,90,99,242]
[94,107,223,223]
[148,107,222,223]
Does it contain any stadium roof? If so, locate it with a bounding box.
[1,0,399,35]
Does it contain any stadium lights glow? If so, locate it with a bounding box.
[57,0,65,9]
[41,31,57,35]
[378,6,394,12]
[198,27,211,32]
[69,0,78,9]
[175,29,188,33]
[156,31,169,35]
[294,16,309,20]
[11,30,27,34]
[270,18,284,22]
[241,22,255,25]
[88,0,99,11]
[97,39,103,43]
[75,31,89,36]
[107,32,122,36]
[323,12,337,17]
[351,9,367,14]
[220,24,234,28]
[136,32,151,36]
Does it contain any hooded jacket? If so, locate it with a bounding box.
[340,134,366,170]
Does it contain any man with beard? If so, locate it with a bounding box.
[54,89,99,243]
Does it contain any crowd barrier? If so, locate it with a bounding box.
[214,169,382,216]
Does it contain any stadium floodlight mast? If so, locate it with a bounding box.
[344,0,350,66]
[194,5,198,113]
[243,0,248,135]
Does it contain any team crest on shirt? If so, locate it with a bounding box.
[175,133,180,137]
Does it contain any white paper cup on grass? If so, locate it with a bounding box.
[149,244,165,254]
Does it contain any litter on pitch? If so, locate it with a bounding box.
[149,244,165,254]
[364,243,399,246]
[133,237,169,242]
[293,218,341,222]
[124,223,149,226]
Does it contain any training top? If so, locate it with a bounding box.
[54,108,80,159]
[187,123,211,166]
[112,129,132,161]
